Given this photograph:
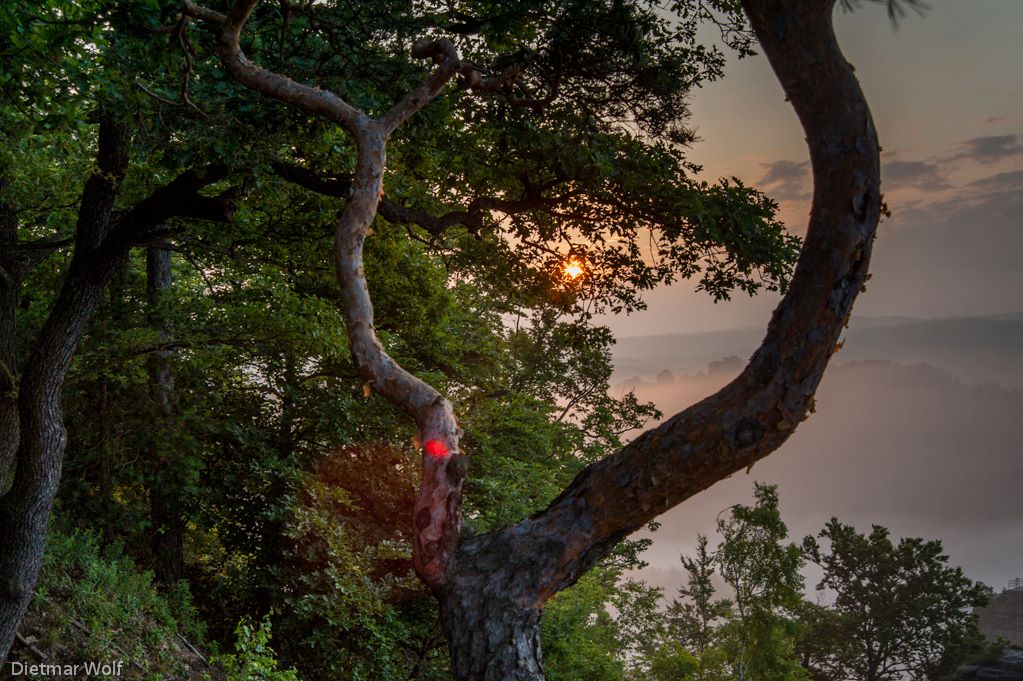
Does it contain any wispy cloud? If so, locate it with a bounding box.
[950,134,1023,162]
[756,159,811,201]
[967,168,1023,193]
[883,159,950,191]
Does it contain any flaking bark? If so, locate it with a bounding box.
[188,0,880,677]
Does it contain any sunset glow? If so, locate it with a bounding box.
[563,259,584,280]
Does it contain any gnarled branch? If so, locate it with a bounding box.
[89,166,233,272]
[451,0,881,607]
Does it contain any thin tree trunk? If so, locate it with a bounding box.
[98,378,114,541]
[0,188,18,494]
[147,243,184,586]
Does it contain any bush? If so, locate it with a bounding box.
[17,526,207,679]
[208,616,300,681]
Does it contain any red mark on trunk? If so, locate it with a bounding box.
[424,439,449,458]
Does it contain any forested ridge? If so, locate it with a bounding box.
[0,0,1002,678]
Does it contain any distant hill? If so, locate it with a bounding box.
[612,314,1023,388]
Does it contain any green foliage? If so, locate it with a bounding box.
[643,485,999,681]
[716,483,808,681]
[643,640,700,681]
[274,457,449,681]
[18,524,205,678]
[663,534,732,681]
[542,542,666,681]
[803,520,993,681]
[542,568,632,681]
[208,616,300,681]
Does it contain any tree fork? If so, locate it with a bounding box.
[438,0,881,676]
[191,0,880,677]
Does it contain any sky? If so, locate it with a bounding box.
[594,1,1023,602]
[597,0,1023,336]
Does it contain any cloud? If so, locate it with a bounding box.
[951,134,1023,162]
[882,159,950,191]
[984,115,1023,125]
[756,159,811,201]
[968,168,1023,193]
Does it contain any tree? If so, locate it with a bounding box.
[166,1,883,676]
[802,521,992,681]
[716,484,807,681]
[0,0,235,655]
[791,599,853,681]
[0,0,888,675]
[663,534,733,680]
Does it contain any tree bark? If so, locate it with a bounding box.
[193,0,880,677]
[0,187,18,495]
[147,243,184,586]
[438,532,547,681]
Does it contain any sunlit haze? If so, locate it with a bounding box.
[603,0,1023,600]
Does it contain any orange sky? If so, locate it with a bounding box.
[597,0,1023,335]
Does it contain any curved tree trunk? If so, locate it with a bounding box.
[439,0,882,676]
[194,0,880,677]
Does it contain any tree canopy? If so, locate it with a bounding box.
[0,0,897,677]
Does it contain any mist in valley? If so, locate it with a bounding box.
[612,314,1023,595]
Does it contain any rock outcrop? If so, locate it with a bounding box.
[979,589,1023,647]
[954,650,1023,680]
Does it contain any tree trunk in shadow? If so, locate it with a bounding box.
[0,190,18,495]
[438,0,882,676]
[0,116,132,660]
[147,243,184,586]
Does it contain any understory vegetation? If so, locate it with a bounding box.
[0,0,1007,678]
[10,488,1003,680]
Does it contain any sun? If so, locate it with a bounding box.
[563,258,584,280]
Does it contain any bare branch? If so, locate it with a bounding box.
[180,1,225,25]
[378,39,462,135]
[329,130,464,589]
[271,160,578,237]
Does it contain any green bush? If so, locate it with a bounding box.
[22,526,206,679]
[208,616,300,681]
